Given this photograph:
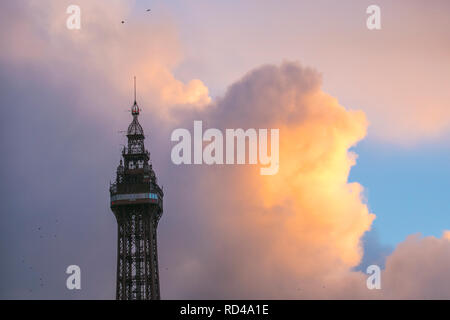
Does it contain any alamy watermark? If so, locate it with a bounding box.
[66,265,81,290]
[366,5,381,30]
[66,5,81,30]
[171,121,279,175]
[366,264,381,290]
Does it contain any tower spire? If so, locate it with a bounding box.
[131,77,140,116]
[110,80,164,300]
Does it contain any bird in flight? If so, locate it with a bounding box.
[122,9,150,24]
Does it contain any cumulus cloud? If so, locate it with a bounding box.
[162,62,450,299]
[162,61,375,298]
[380,232,450,299]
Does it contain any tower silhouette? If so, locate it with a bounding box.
[110,79,163,300]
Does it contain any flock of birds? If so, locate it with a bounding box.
[25,215,168,295]
[23,219,59,293]
[122,8,151,24]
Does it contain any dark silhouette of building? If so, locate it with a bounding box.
[110,80,163,300]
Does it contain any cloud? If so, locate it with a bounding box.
[380,232,450,299]
[0,0,210,118]
[162,62,450,299]
[354,229,393,272]
[162,61,375,298]
[171,0,450,145]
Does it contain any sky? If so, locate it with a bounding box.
[1,0,450,299]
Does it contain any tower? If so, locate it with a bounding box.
[110,80,163,300]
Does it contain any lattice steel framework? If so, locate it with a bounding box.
[110,91,163,300]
